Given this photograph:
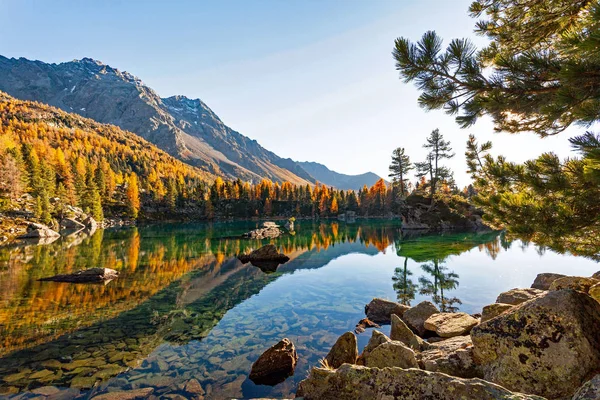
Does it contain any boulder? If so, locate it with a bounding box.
[390,314,427,351]
[592,271,600,280]
[83,216,98,232]
[364,298,409,323]
[238,244,289,266]
[423,312,479,338]
[249,338,297,386]
[401,301,439,336]
[548,276,599,293]
[324,332,357,368]
[363,340,418,369]
[481,303,514,323]
[39,267,119,283]
[19,222,60,239]
[531,273,566,290]
[572,374,600,400]
[417,335,480,379]
[589,283,600,303]
[354,317,380,334]
[471,289,600,399]
[296,364,545,400]
[495,288,544,305]
[357,330,390,364]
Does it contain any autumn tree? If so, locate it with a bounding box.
[126,172,140,219]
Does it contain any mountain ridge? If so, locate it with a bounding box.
[0,55,314,185]
[296,161,386,191]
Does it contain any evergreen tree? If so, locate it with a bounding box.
[388,147,413,197]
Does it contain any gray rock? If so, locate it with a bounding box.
[364,298,409,323]
[423,312,479,338]
[531,273,566,290]
[19,222,60,239]
[481,303,514,323]
[548,276,599,293]
[495,288,544,305]
[39,267,119,283]
[572,374,600,400]
[358,330,390,364]
[417,335,481,379]
[401,301,439,336]
[242,226,283,239]
[390,314,427,350]
[472,289,600,399]
[249,338,297,386]
[296,364,545,400]
[363,340,418,369]
[324,332,357,368]
[60,218,85,231]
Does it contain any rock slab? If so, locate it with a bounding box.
[495,288,544,305]
[531,273,566,290]
[472,289,600,399]
[390,314,426,350]
[249,338,297,386]
[296,364,545,400]
[363,340,418,369]
[481,303,514,323]
[324,332,357,369]
[423,312,479,338]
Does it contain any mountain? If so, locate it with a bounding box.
[0,56,314,185]
[296,161,386,191]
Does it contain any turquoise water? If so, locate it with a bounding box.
[0,220,597,399]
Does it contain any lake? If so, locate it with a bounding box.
[0,220,597,399]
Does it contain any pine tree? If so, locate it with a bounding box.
[388,147,413,197]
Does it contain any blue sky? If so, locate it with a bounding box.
[0,0,582,186]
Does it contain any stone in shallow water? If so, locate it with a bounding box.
[324,332,357,368]
[495,288,544,305]
[364,298,409,323]
[296,364,544,400]
[184,378,205,395]
[423,312,479,338]
[249,338,297,386]
[472,289,600,399]
[91,387,155,400]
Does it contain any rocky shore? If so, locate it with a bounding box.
[293,271,600,399]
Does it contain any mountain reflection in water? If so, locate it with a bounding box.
[0,220,595,399]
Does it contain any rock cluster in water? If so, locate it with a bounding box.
[298,270,600,400]
[238,244,290,273]
[242,222,284,239]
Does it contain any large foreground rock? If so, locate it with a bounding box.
[296,364,545,400]
[357,330,390,365]
[531,273,566,290]
[423,312,479,338]
[495,288,544,305]
[572,374,600,400]
[39,267,119,283]
[364,298,409,323]
[481,303,514,322]
[401,301,439,336]
[471,289,600,399]
[417,335,481,379]
[249,338,297,386]
[324,332,357,368]
[363,340,418,369]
